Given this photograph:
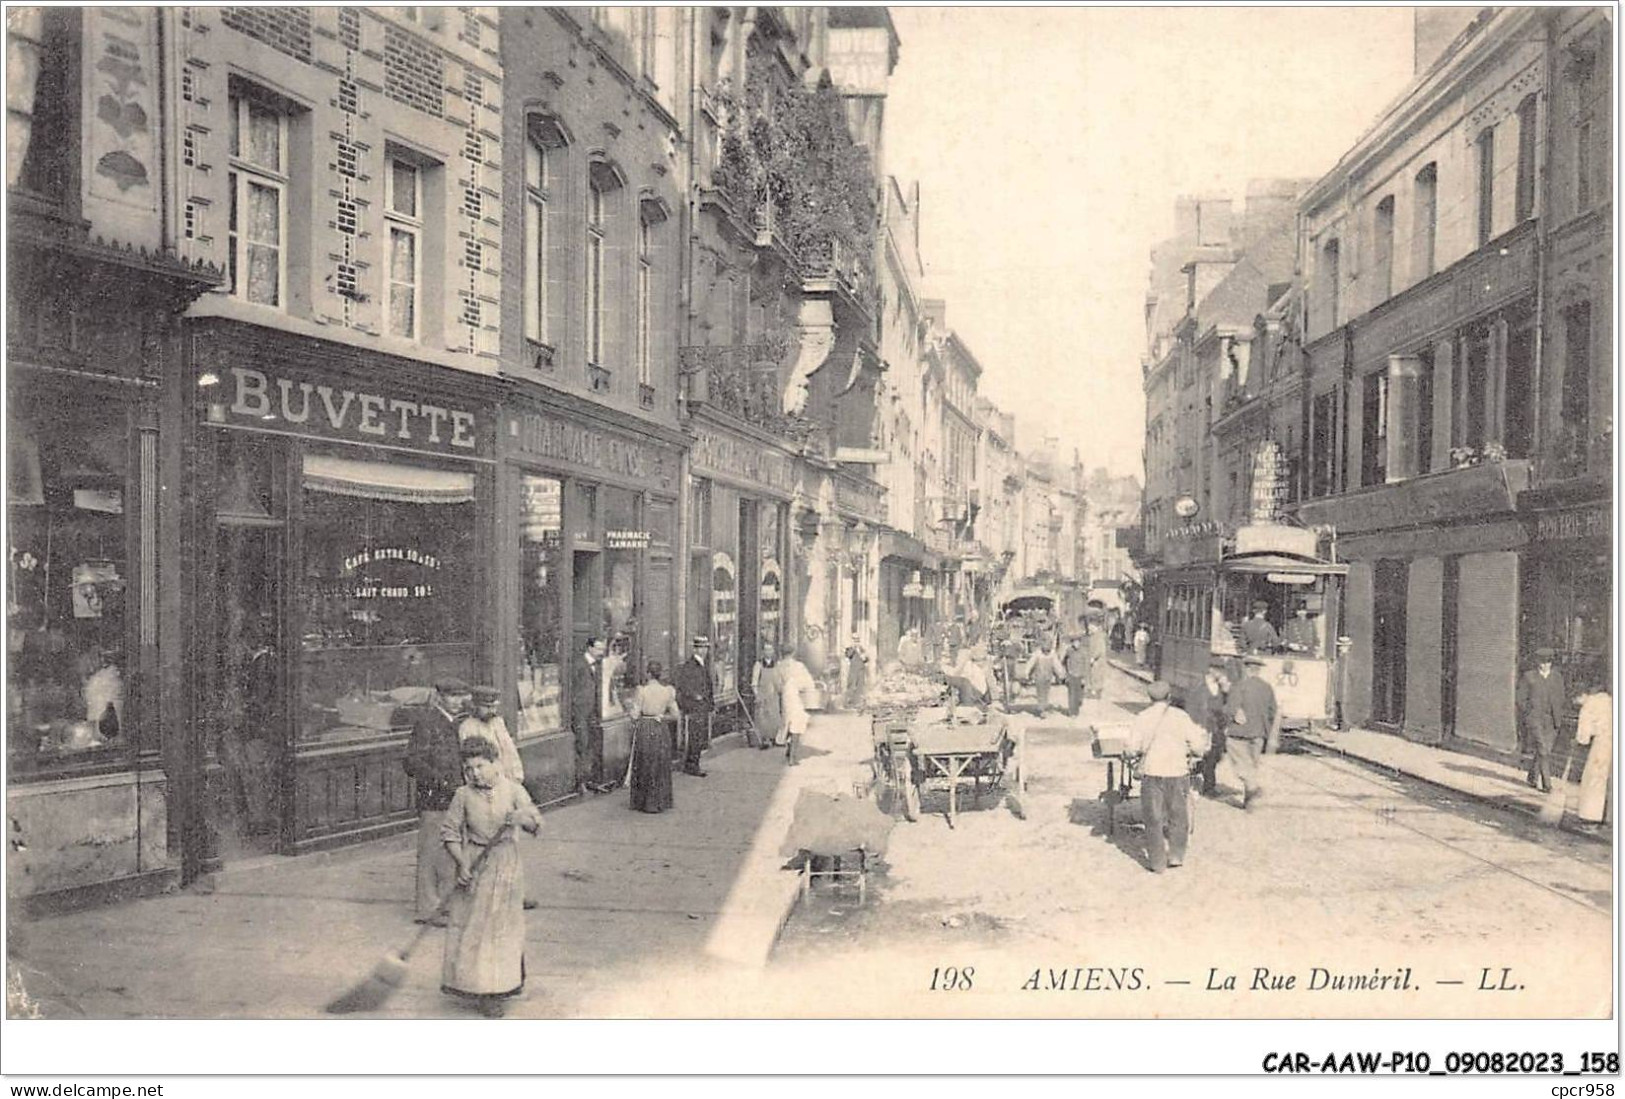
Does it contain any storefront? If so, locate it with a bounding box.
[688,416,801,715]
[1519,487,1612,698]
[184,323,501,864]
[7,229,217,907]
[500,395,686,805]
[878,529,937,664]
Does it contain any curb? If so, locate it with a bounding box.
[1290,731,1612,845]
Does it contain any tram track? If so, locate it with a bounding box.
[1279,744,1612,920]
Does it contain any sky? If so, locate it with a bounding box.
[882,6,1419,479]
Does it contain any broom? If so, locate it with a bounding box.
[325,822,513,1015]
[1537,745,1577,826]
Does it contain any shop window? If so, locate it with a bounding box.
[8,400,133,772]
[601,485,642,697]
[384,157,421,339]
[1412,163,1437,280]
[7,7,76,202]
[517,474,563,739]
[296,453,475,744]
[688,476,711,548]
[228,82,293,308]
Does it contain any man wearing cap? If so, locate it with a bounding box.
[1126,680,1210,872]
[571,637,607,796]
[459,686,523,786]
[1224,654,1279,809]
[1282,605,1319,655]
[1516,648,1566,793]
[1241,602,1280,653]
[403,679,470,923]
[674,636,716,777]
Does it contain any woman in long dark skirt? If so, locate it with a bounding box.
[629,661,679,813]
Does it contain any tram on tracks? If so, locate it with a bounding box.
[1155,523,1347,729]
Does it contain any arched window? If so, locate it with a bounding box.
[524,117,569,351]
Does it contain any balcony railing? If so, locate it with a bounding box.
[680,344,826,452]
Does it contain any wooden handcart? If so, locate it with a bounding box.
[874,708,1023,828]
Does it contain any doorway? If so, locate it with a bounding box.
[1371,558,1408,727]
[209,522,285,860]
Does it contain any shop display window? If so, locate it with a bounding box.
[518,474,564,738]
[600,485,641,716]
[7,401,133,771]
[297,453,475,743]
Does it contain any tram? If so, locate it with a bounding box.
[1155,523,1346,729]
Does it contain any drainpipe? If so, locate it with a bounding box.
[1530,10,1556,472]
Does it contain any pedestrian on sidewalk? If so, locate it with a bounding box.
[1189,660,1232,796]
[1573,688,1611,828]
[440,736,542,1018]
[1517,649,1566,793]
[460,686,523,785]
[1126,681,1209,873]
[778,647,816,766]
[1132,622,1150,667]
[461,685,537,910]
[404,678,470,925]
[752,643,784,750]
[1223,655,1278,809]
[629,662,679,813]
[674,636,715,777]
[571,637,608,796]
[844,637,871,710]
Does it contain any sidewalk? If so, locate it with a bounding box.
[6,711,875,1019]
[1107,657,1608,842]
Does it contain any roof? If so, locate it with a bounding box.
[1192,215,1298,336]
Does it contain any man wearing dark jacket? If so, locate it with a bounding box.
[403,678,470,923]
[1187,660,1231,796]
[571,637,607,796]
[1224,655,1278,809]
[673,636,715,777]
[1517,648,1566,793]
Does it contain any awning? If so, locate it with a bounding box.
[1221,552,1347,576]
[304,454,475,505]
[879,528,940,569]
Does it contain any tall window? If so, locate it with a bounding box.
[1311,390,1337,498]
[1372,195,1395,302]
[1562,302,1593,439]
[1575,121,1594,211]
[1416,348,1435,475]
[524,119,567,348]
[228,89,288,307]
[384,158,420,339]
[1514,95,1538,223]
[1413,163,1438,279]
[1475,126,1495,247]
[1320,238,1341,330]
[1361,370,1389,486]
[636,212,654,387]
[585,164,623,372]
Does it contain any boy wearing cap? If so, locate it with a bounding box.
[1127,680,1210,872]
[404,679,471,923]
[1516,648,1566,793]
[460,685,523,786]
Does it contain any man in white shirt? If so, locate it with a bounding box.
[1127,680,1210,873]
[776,649,816,765]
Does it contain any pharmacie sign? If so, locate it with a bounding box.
[209,366,487,457]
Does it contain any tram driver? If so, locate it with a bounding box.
[1240,601,1280,653]
[1282,602,1320,655]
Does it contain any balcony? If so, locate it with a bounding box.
[1295,458,1532,536]
[680,344,825,451]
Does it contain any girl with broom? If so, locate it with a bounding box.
[441,736,542,1017]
